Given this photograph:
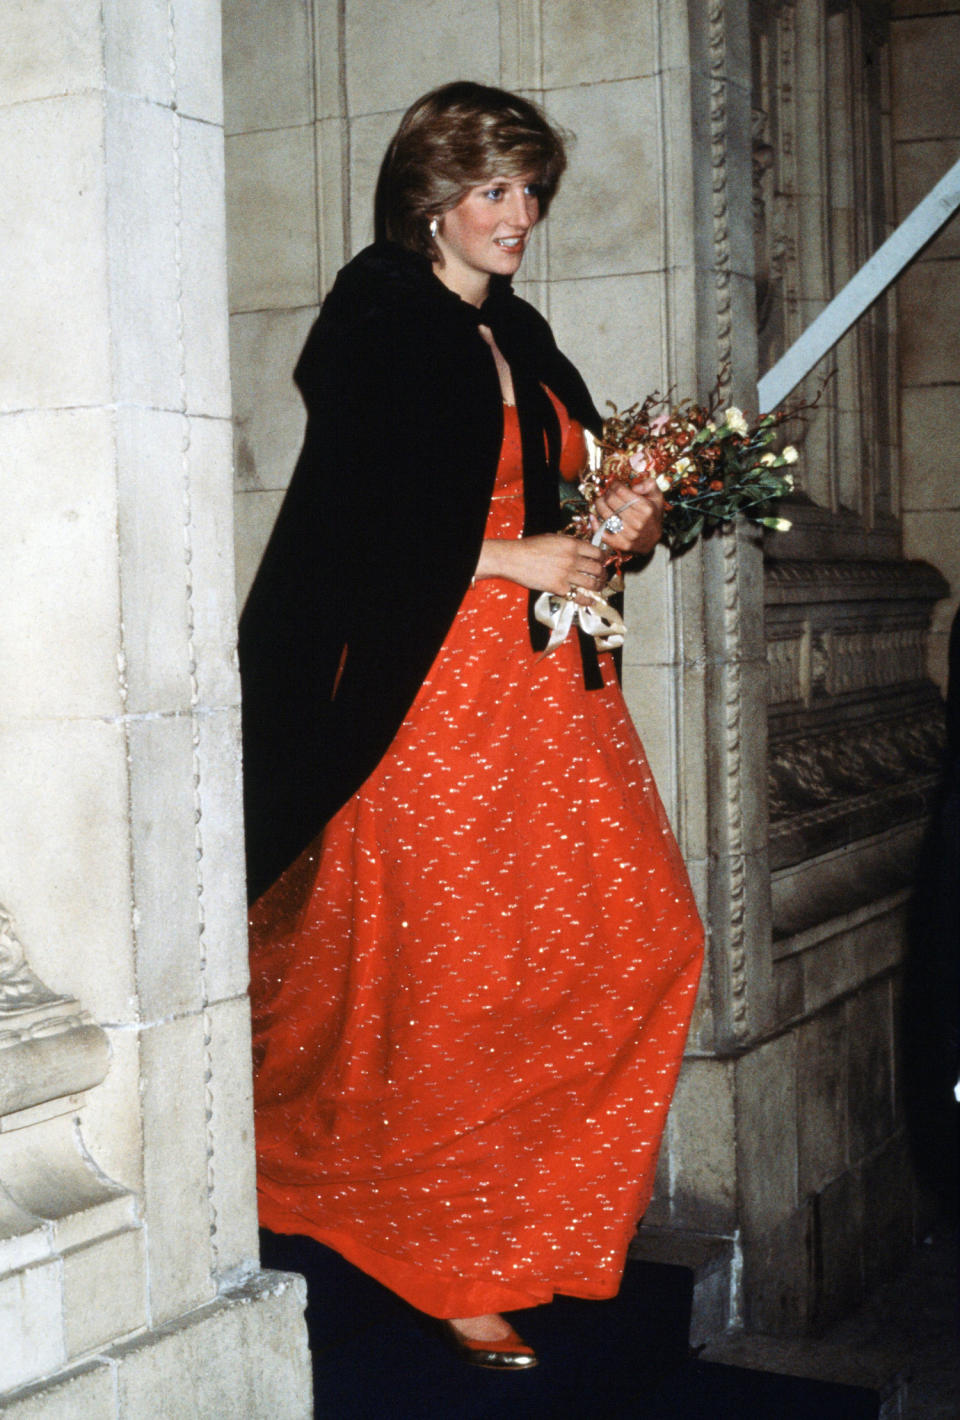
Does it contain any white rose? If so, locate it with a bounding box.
[723,406,748,435]
[760,452,776,466]
[781,445,799,464]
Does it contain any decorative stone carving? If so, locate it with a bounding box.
[709,0,734,402]
[769,699,943,820]
[769,623,929,708]
[765,558,948,871]
[704,3,749,1043]
[0,903,68,1014]
[703,1,776,1048]
[0,905,140,1393]
[767,625,807,706]
[0,904,109,1120]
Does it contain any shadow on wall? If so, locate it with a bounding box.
[902,606,960,1211]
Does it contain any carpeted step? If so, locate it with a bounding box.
[259,1230,883,1418]
[643,1360,880,1418]
[262,1230,691,1418]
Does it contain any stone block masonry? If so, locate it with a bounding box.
[0,0,311,1410]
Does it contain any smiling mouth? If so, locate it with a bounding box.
[495,236,525,249]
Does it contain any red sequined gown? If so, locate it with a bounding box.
[249,399,704,1319]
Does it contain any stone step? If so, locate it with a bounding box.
[698,1332,910,1420]
[263,1229,891,1418]
[646,1357,883,1418]
[630,1226,737,1347]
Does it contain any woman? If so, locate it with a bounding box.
[240,81,704,1371]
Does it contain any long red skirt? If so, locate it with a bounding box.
[249,403,704,1318]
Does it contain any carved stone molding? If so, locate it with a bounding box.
[0,904,109,1119]
[709,0,734,403]
[765,550,948,869]
[765,0,800,335]
[769,624,930,709]
[706,3,750,1043]
[766,559,947,708]
[0,903,67,1014]
[768,695,944,869]
[0,901,140,1394]
[703,1,776,1048]
[765,557,947,605]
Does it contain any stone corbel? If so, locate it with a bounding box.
[0,904,144,1392]
[0,903,109,1120]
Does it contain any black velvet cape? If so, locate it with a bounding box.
[239,242,602,902]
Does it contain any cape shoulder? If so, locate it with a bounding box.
[291,244,597,428]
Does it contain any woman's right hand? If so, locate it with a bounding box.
[475,535,607,604]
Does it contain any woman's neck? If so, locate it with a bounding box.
[431,260,489,309]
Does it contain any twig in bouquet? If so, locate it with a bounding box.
[539,377,829,653]
[570,378,833,556]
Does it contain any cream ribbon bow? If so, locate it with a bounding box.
[534,427,628,653]
[533,584,627,653]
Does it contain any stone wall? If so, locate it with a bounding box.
[0,2,310,1412]
[646,0,951,1337]
[219,0,952,1356]
[892,1,960,690]
[18,1,954,1404]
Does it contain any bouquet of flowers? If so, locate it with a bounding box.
[571,392,798,553]
[535,389,801,652]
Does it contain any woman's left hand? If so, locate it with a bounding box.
[592,478,664,557]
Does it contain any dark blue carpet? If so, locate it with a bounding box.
[260,1230,880,1418]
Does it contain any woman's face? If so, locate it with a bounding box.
[433,175,540,299]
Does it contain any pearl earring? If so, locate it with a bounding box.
[429,217,439,239]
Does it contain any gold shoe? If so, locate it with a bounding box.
[441,1319,538,1370]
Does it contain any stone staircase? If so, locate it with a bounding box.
[262,1229,900,1418]
[632,1226,914,1419]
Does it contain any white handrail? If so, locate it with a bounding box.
[757,157,960,413]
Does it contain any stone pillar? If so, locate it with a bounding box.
[0,3,310,1413]
[629,0,780,1333]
